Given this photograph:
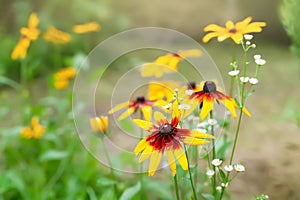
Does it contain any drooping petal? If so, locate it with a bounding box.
[219,98,237,118]
[138,144,154,163]
[108,101,130,114]
[134,138,147,155]
[166,148,176,176]
[173,145,188,170]
[118,107,136,121]
[154,111,168,125]
[133,119,154,131]
[167,57,180,70]
[141,105,152,121]
[148,150,163,176]
[242,107,251,117]
[171,100,180,126]
[200,95,214,120]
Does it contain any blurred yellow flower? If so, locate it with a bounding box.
[90,116,108,134]
[11,12,40,60]
[11,38,30,60]
[202,16,266,44]
[141,49,202,78]
[148,81,180,102]
[73,22,101,34]
[20,12,40,41]
[20,117,46,139]
[43,26,72,44]
[53,67,76,90]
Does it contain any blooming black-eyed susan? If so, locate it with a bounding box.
[202,16,266,44]
[133,100,215,176]
[53,67,76,90]
[90,116,108,134]
[190,81,251,119]
[20,117,46,139]
[141,49,202,78]
[73,22,101,34]
[108,96,169,121]
[43,26,71,44]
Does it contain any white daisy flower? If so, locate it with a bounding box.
[228,70,240,76]
[254,54,261,60]
[240,76,249,83]
[185,89,194,96]
[224,165,233,172]
[246,41,251,45]
[216,186,222,191]
[249,78,259,85]
[221,182,229,188]
[208,119,218,126]
[206,169,215,177]
[212,158,223,167]
[178,104,191,110]
[244,34,253,40]
[234,164,245,172]
[255,58,266,65]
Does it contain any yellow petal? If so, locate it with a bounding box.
[134,138,147,155]
[141,106,152,121]
[225,20,235,29]
[231,33,243,44]
[90,117,100,132]
[178,49,202,57]
[28,13,39,28]
[220,98,237,118]
[108,101,130,114]
[202,32,220,43]
[204,24,224,32]
[118,107,136,121]
[183,137,210,145]
[133,119,154,131]
[172,100,180,122]
[242,107,251,117]
[235,17,252,30]
[141,63,163,78]
[190,130,215,139]
[174,146,188,170]
[166,148,176,176]
[200,96,214,120]
[148,150,163,176]
[138,145,154,163]
[154,111,167,125]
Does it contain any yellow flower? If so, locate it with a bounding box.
[133,101,215,176]
[148,81,180,102]
[73,22,101,34]
[141,49,202,78]
[90,116,108,134]
[20,117,46,139]
[43,26,72,44]
[20,12,40,41]
[11,38,30,60]
[53,67,77,90]
[202,16,267,44]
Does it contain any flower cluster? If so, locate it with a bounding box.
[20,117,46,139]
[53,67,77,90]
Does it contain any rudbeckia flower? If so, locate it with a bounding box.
[20,117,46,139]
[73,22,101,34]
[108,96,169,121]
[202,16,266,44]
[148,81,180,102]
[141,49,202,78]
[53,67,76,90]
[90,116,108,134]
[133,101,215,176]
[20,12,40,41]
[43,26,72,44]
[11,38,30,60]
[190,81,251,119]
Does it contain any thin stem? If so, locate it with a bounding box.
[184,144,197,200]
[139,111,145,199]
[174,175,180,200]
[210,111,217,197]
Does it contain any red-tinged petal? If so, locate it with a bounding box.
[118,107,136,121]
[173,145,188,170]
[138,144,154,163]
[154,111,168,125]
[141,105,152,121]
[133,119,155,132]
[183,137,210,145]
[171,100,180,126]
[219,98,237,118]
[200,96,214,120]
[134,138,148,155]
[166,147,176,176]
[108,101,130,114]
[148,150,163,176]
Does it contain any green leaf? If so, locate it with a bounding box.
[0,76,21,90]
[120,182,141,200]
[219,169,227,182]
[96,177,117,187]
[202,193,215,200]
[145,180,173,199]
[39,150,69,162]
[100,189,116,200]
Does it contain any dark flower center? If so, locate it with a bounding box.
[203,81,217,93]
[136,96,145,103]
[187,82,196,90]
[172,53,180,58]
[229,28,237,33]
[158,123,174,136]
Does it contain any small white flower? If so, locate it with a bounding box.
[216,186,222,191]
[174,88,179,92]
[265,195,269,199]
[249,78,259,85]
[251,44,256,48]
[228,70,240,76]
[244,34,253,40]
[197,121,208,128]
[212,159,223,167]
[178,104,191,110]
[185,89,194,96]
[208,119,218,126]
[255,59,266,66]
[206,169,215,177]
[246,41,251,45]
[162,103,172,109]
[240,76,249,83]
[224,165,233,172]
[221,182,229,188]
[196,128,207,133]
[254,54,261,60]
[234,164,245,172]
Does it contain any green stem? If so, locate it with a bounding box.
[174,174,180,200]
[139,111,145,199]
[184,144,197,200]
[210,111,217,197]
